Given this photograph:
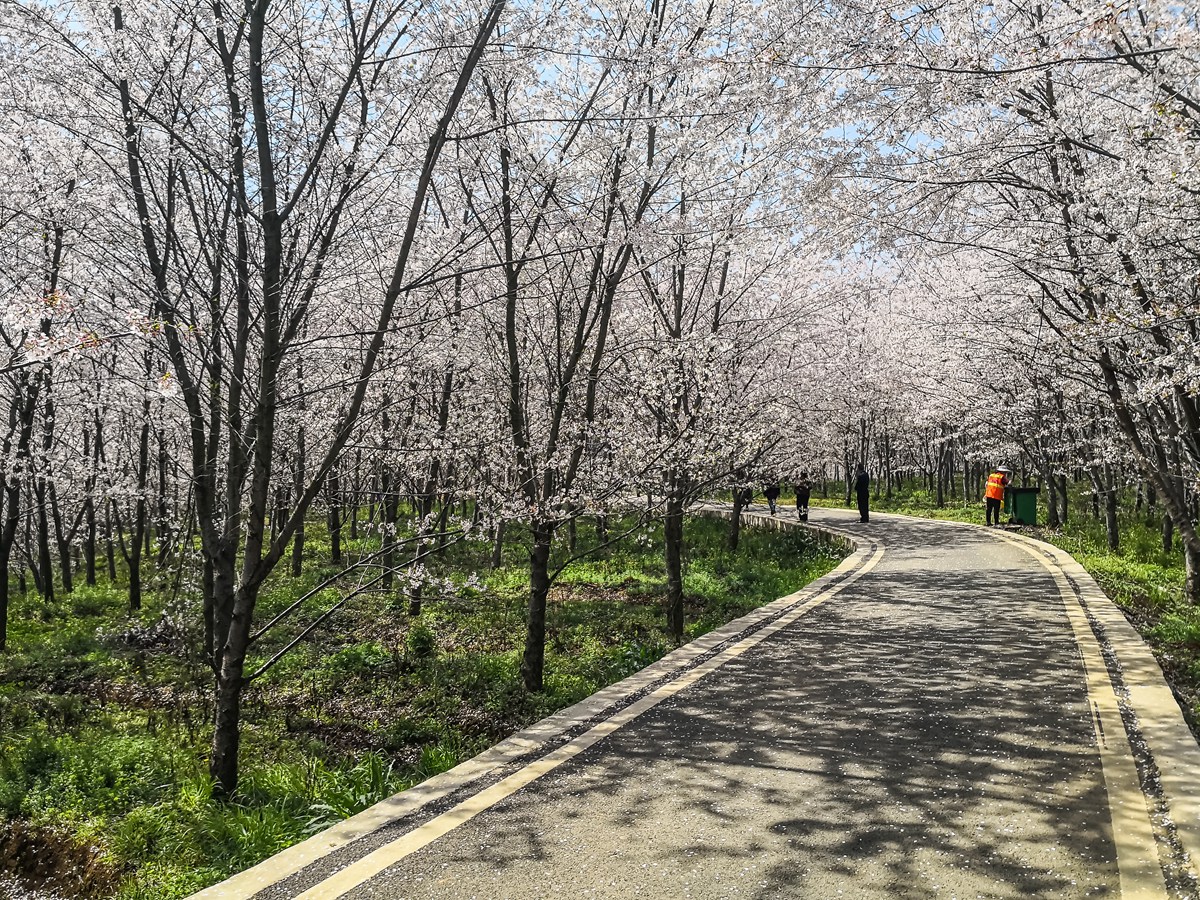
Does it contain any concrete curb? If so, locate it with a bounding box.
[189,510,862,900]
[988,525,1200,881]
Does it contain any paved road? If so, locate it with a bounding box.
[195,508,1200,900]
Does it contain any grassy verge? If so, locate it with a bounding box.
[0,514,842,900]
[805,486,1199,735]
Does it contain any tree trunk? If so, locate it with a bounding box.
[327,467,342,565]
[203,553,216,668]
[349,450,362,541]
[1102,465,1119,552]
[0,481,18,652]
[128,411,151,611]
[435,502,451,555]
[728,487,747,552]
[114,497,144,613]
[155,428,170,562]
[104,501,117,581]
[210,664,244,797]
[34,480,54,604]
[1043,474,1061,529]
[1186,543,1200,606]
[843,449,853,506]
[935,446,946,508]
[884,432,893,500]
[491,519,505,569]
[521,523,554,692]
[1163,514,1175,554]
[290,432,306,577]
[83,493,96,586]
[664,495,685,642]
[270,488,285,546]
[381,472,399,589]
[595,515,608,544]
[209,572,254,798]
[24,510,42,597]
[49,482,73,594]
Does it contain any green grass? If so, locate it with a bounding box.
[0,513,842,899]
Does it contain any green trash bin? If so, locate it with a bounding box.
[1008,486,1039,525]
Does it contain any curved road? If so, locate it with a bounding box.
[194,508,1200,900]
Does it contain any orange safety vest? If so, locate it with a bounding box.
[985,472,1008,501]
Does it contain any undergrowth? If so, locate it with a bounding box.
[0,514,841,899]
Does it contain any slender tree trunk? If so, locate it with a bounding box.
[382,477,399,589]
[1186,544,1200,605]
[664,494,685,642]
[435,502,451,555]
[327,466,342,565]
[291,430,306,577]
[491,519,505,570]
[270,488,285,546]
[24,508,42,597]
[1163,514,1175,554]
[104,501,117,581]
[34,479,54,604]
[81,427,100,588]
[155,429,171,565]
[203,553,215,668]
[948,442,957,500]
[83,489,96,587]
[843,448,853,506]
[521,523,554,692]
[0,535,10,651]
[349,450,361,541]
[935,446,946,508]
[129,408,151,611]
[1102,465,1119,552]
[0,481,18,652]
[728,486,747,552]
[884,432,893,500]
[49,483,73,594]
[1043,473,1061,530]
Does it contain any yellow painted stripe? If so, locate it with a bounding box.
[295,543,886,899]
[990,531,1166,899]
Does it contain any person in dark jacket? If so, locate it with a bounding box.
[794,472,812,522]
[854,464,870,523]
[763,480,781,515]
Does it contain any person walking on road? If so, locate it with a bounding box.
[764,480,781,516]
[854,464,870,523]
[985,466,1012,526]
[795,472,812,523]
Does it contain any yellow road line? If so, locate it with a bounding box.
[295,543,886,899]
[990,530,1167,899]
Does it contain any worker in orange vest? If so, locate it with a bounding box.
[985,466,1012,526]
